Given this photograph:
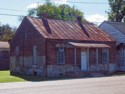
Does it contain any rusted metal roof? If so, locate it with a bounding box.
[69,42,110,48]
[27,16,114,42]
[0,41,10,49]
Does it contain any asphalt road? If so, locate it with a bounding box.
[0,76,125,94]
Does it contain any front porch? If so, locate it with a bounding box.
[47,42,116,77]
[69,42,110,73]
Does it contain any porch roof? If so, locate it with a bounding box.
[69,42,110,48]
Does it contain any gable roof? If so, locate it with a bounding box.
[103,21,125,35]
[26,16,114,42]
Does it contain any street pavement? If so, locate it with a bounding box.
[0,76,125,94]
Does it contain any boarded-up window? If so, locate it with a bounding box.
[102,49,108,63]
[57,48,65,64]
[25,30,27,39]
[33,46,37,64]
[16,46,19,56]
[119,48,125,65]
[1,51,9,58]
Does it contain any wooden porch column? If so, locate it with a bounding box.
[87,48,89,71]
[74,48,77,72]
[107,48,110,72]
[96,48,99,71]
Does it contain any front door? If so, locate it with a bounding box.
[81,51,88,71]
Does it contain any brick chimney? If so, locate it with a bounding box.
[40,13,47,19]
[77,16,90,38]
[77,16,82,23]
[40,13,52,34]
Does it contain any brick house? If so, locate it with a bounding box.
[10,16,117,77]
[99,21,125,71]
[0,41,10,70]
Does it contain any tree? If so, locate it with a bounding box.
[108,0,125,22]
[0,24,16,42]
[27,2,85,21]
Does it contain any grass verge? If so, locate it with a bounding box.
[0,71,26,83]
[1,70,125,83]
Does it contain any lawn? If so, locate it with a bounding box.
[0,71,26,83]
[0,71,52,83]
[0,70,65,83]
[0,70,87,83]
[1,70,125,83]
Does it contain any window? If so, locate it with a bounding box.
[57,48,65,64]
[16,46,19,56]
[119,48,125,65]
[1,51,9,58]
[33,46,37,64]
[102,49,108,63]
[25,30,27,39]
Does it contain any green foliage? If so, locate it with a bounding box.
[27,2,85,21]
[0,24,16,42]
[108,0,125,22]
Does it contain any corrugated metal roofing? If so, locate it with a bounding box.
[69,42,110,48]
[106,21,125,35]
[27,16,114,42]
[0,41,10,49]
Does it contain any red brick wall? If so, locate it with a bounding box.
[46,39,117,68]
[89,48,96,65]
[10,18,46,57]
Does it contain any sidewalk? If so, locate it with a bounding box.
[0,76,124,90]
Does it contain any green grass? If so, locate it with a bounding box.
[0,70,88,83]
[0,71,70,83]
[0,71,26,83]
[1,70,125,83]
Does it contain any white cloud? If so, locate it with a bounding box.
[27,0,68,9]
[27,3,43,9]
[86,14,107,25]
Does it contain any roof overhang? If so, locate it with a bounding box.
[69,42,110,48]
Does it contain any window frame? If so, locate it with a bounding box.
[102,48,109,64]
[57,47,65,64]
[33,46,37,65]
[15,46,19,56]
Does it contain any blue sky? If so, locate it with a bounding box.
[0,0,109,27]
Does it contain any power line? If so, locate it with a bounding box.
[43,1,109,4]
[67,1,108,4]
[0,1,108,13]
[0,13,25,17]
[0,8,27,12]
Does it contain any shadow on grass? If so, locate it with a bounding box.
[11,71,125,82]
[11,73,93,82]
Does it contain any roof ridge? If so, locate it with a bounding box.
[26,16,114,42]
[27,16,93,25]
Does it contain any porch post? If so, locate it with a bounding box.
[87,48,89,71]
[107,48,110,72]
[96,48,99,71]
[74,48,77,72]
